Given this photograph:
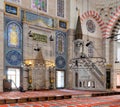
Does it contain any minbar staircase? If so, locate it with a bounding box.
[82,56,104,87]
[70,54,106,90]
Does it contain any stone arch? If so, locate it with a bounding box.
[80,10,105,37]
[104,6,120,37]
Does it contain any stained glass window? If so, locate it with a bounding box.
[32,0,47,12]
[57,0,64,17]
[7,23,20,48]
[6,0,21,4]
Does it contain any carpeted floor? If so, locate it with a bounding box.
[0,95,120,107]
[0,89,120,107]
[0,89,101,100]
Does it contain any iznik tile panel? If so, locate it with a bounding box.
[6,50,22,66]
[4,17,23,67]
[55,56,66,69]
[23,11,54,28]
[7,21,22,48]
[55,31,67,70]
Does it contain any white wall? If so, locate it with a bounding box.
[69,0,97,30]
[0,0,4,10]
[69,0,103,45]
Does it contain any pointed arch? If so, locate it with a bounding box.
[104,6,120,38]
[80,10,105,37]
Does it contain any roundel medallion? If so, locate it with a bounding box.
[86,19,96,33]
[56,56,66,68]
[6,50,22,66]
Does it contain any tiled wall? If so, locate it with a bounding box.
[55,30,67,70]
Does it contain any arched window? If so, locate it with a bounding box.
[91,81,95,88]
[75,73,78,87]
[79,81,82,87]
[83,81,86,87]
[88,81,91,88]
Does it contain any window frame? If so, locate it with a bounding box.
[56,0,66,18]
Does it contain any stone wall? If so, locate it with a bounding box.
[66,29,74,89]
[0,11,4,92]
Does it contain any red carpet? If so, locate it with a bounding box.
[0,89,100,100]
[0,89,119,106]
[0,95,120,106]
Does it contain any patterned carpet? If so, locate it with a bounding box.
[0,95,120,107]
[0,89,100,100]
[0,89,119,107]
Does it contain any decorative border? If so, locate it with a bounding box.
[4,2,20,18]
